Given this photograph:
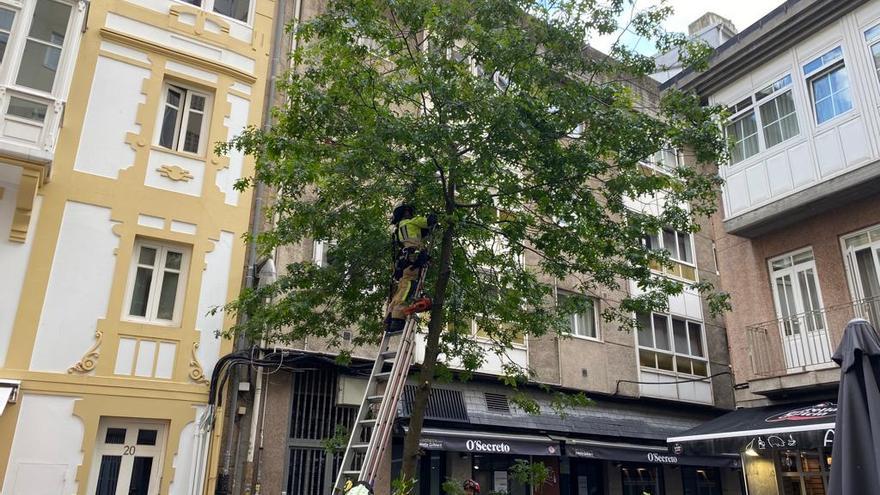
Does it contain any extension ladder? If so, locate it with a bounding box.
[331,274,426,493]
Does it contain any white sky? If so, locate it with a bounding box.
[589,0,787,55]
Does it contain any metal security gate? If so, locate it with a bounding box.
[285,367,356,495]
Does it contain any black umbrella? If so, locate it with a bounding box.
[828,318,880,495]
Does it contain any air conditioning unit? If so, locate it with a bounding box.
[337,375,368,406]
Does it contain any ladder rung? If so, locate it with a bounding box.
[379,350,397,359]
[375,371,391,381]
[359,419,377,426]
[342,470,360,476]
[367,395,383,402]
[352,443,369,450]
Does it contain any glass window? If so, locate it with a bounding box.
[726,111,759,163]
[126,240,189,325]
[681,467,722,495]
[16,0,72,93]
[559,292,598,339]
[0,7,15,63]
[212,0,249,22]
[7,97,48,122]
[760,90,799,147]
[637,312,708,377]
[157,83,211,155]
[648,228,693,265]
[810,65,852,124]
[621,464,663,495]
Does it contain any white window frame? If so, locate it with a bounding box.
[313,239,337,267]
[645,227,696,267]
[768,247,826,336]
[123,238,191,326]
[155,81,212,156]
[174,0,254,25]
[557,290,600,341]
[725,73,801,165]
[864,23,880,85]
[841,224,880,306]
[636,311,709,378]
[86,418,167,495]
[803,46,854,126]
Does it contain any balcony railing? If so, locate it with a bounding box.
[746,297,880,378]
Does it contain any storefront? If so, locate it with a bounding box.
[402,428,743,495]
[668,401,837,495]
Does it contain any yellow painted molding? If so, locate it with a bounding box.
[169,3,231,36]
[68,330,104,374]
[100,28,257,84]
[9,168,40,242]
[188,342,210,385]
[157,164,195,182]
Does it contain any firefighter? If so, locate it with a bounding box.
[463,479,481,494]
[385,203,437,333]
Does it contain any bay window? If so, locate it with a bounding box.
[803,46,852,125]
[637,312,708,377]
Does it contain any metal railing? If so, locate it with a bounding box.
[746,297,880,377]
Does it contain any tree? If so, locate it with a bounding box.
[220,0,728,488]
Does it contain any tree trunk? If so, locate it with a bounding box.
[399,221,455,486]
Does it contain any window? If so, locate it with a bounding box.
[681,467,722,495]
[312,239,336,267]
[644,227,693,264]
[89,419,166,495]
[757,75,799,147]
[769,249,825,335]
[866,24,880,83]
[842,225,880,326]
[557,291,598,339]
[177,0,251,22]
[725,73,801,164]
[637,312,708,377]
[0,7,14,63]
[157,83,210,155]
[621,464,663,495]
[16,0,72,93]
[804,46,852,124]
[125,239,190,325]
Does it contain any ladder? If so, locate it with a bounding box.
[332,272,426,493]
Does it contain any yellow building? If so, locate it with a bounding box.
[0,0,276,493]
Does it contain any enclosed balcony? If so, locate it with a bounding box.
[744,297,880,395]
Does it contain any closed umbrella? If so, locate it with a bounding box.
[828,318,880,495]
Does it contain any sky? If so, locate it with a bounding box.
[589,0,787,55]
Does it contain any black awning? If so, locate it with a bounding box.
[667,401,837,456]
[565,440,741,468]
[418,428,561,456]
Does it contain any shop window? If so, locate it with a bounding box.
[681,466,722,495]
[621,463,663,495]
[637,312,708,377]
[177,0,251,23]
[124,239,190,325]
[88,419,166,495]
[803,47,853,125]
[776,448,830,495]
[157,82,211,155]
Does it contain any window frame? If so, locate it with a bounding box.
[636,311,709,378]
[645,227,696,267]
[173,0,254,25]
[155,81,212,156]
[557,290,600,341]
[803,46,854,126]
[87,418,167,495]
[724,72,803,165]
[123,238,191,327]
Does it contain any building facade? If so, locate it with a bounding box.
[667,1,880,494]
[220,3,745,492]
[0,0,277,493]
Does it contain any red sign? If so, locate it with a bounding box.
[765,402,837,423]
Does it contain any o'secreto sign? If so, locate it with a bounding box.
[646,452,678,464]
[465,439,512,453]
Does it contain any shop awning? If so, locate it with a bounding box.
[0,380,20,416]
[667,401,837,456]
[564,439,741,468]
[417,428,561,456]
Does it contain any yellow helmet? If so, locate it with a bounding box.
[344,480,354,492]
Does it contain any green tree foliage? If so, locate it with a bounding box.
[219,0,729,485]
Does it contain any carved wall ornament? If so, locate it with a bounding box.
[157,164,194,182]
[189,342,210,385]
[68,330,103,374]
